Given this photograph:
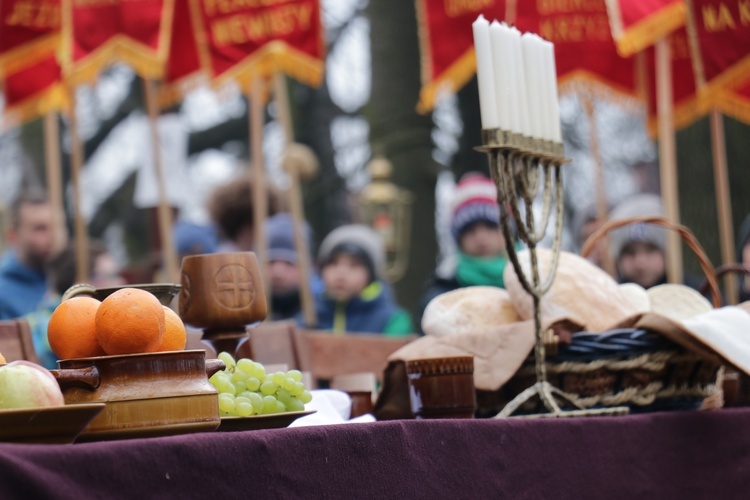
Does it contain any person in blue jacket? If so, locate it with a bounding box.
[305,224,412,336]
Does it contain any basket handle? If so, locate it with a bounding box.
[699,263,750,298]
[580,216,722,308]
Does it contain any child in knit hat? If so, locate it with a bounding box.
[309,224,413,336]
[609,194,701,290]
[264,213,323,320]
[416,173,511,332]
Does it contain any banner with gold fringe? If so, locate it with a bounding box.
[716,80,750,124]
[605,0,686,57]
[62,0,174,84]
[1,54,67,128]
[0,0,61,76]
[188,0,324,91]
[159,0,204,108]
[685,0,750,108]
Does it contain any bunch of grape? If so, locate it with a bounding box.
[210,352,313,417]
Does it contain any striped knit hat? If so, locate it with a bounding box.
[451,173,500,243]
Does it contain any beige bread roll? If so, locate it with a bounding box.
[421,286,521,337]
[618,283,651,314]
[647,283,713,322]
[504,249,642,332]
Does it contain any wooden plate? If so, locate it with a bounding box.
[218,410,316,432]
[0,403,106,444]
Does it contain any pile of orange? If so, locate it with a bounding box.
[48,288,187,360]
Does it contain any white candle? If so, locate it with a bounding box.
[503,25,521,134]
[472,15,498,129]
[542,39,562,142]
[521,33,544,139]
[509,27,530,136]
[489,21,511,131]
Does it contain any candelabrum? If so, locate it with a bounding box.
[478,129,628,418]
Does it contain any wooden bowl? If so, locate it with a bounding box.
[62,283,181,306]
[51,350,224,441]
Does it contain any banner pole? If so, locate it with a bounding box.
[143,78,179,282]
[43,113,67,255]
[273,72,316,327]
[709,109,737,304]
[249,77,270,302]
[582,94,615,277]
[655,36,683,284]
[68,86,90,284]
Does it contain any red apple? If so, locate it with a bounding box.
[0,360,65,410]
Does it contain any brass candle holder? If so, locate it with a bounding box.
[478,128,628,418]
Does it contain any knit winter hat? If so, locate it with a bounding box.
[318,224,386,278]
[265,213,313,264]
[608,194,667,260]
[451,173,500,243]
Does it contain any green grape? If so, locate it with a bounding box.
[235,396,250,406]
[246,377,261,392]
[236,402,254,417]
[262,395,278,414]
[251,362,266,380]
[218,393,236,413]
[234,381,247,393]
[271,372,286,386]
[238,391,254,400]
[236,358,255,375]
[210,372,236,395]
[283,377,297,391]
[290,381,304,397]
[286,370,303,382]
[286,397,304,412]
[275,400,285,413]
[276,388,292,404]
[218,352,236,371]
[299,390,312,404]
[232,370,249,383]
[246,392,264,414]
[260,380,277,395]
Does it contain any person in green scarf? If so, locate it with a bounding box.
[415,173,512,333]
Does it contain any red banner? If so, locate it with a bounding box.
[415,0,639,113]
[716,80,750,124]
[62,0,174,84]
[189,0,324,90]
[2,54,66,127]
[159,0,203,107]
[0,0,60,75]
[605,0,685,57]
[685,0,750,100]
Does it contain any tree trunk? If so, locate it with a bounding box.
[368,0,439,316]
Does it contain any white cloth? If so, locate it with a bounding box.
[289,390,376,427]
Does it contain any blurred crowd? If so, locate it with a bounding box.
[2,170,750,368]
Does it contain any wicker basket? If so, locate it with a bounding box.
[478,216,724,417]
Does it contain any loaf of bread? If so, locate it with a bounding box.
[421,286,521,337]
[503,249,642,332]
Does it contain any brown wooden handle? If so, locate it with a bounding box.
[50,366,101,390]
[61,283,97,302]
[580,215,722,308]
[205,359,226,378]
[699,264,750,297]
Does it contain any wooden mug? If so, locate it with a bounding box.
[179,252,268,331]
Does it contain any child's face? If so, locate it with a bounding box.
[322,253,370,302]
[267,259,301,295]
[617,241,665,289]
[460,222,506,258]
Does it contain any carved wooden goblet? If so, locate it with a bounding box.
[179,252,268,357]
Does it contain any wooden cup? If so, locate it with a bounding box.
[179,252,268,331]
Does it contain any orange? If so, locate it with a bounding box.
[95,288,165,355]
[48,297,105,359]
[156,306,187,352]
[0,352,5,363]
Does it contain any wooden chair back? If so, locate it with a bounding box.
[0,319,39,363]
[242,321,298,368]
[292,329,416,385]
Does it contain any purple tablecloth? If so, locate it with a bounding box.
[1,409,749,499]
